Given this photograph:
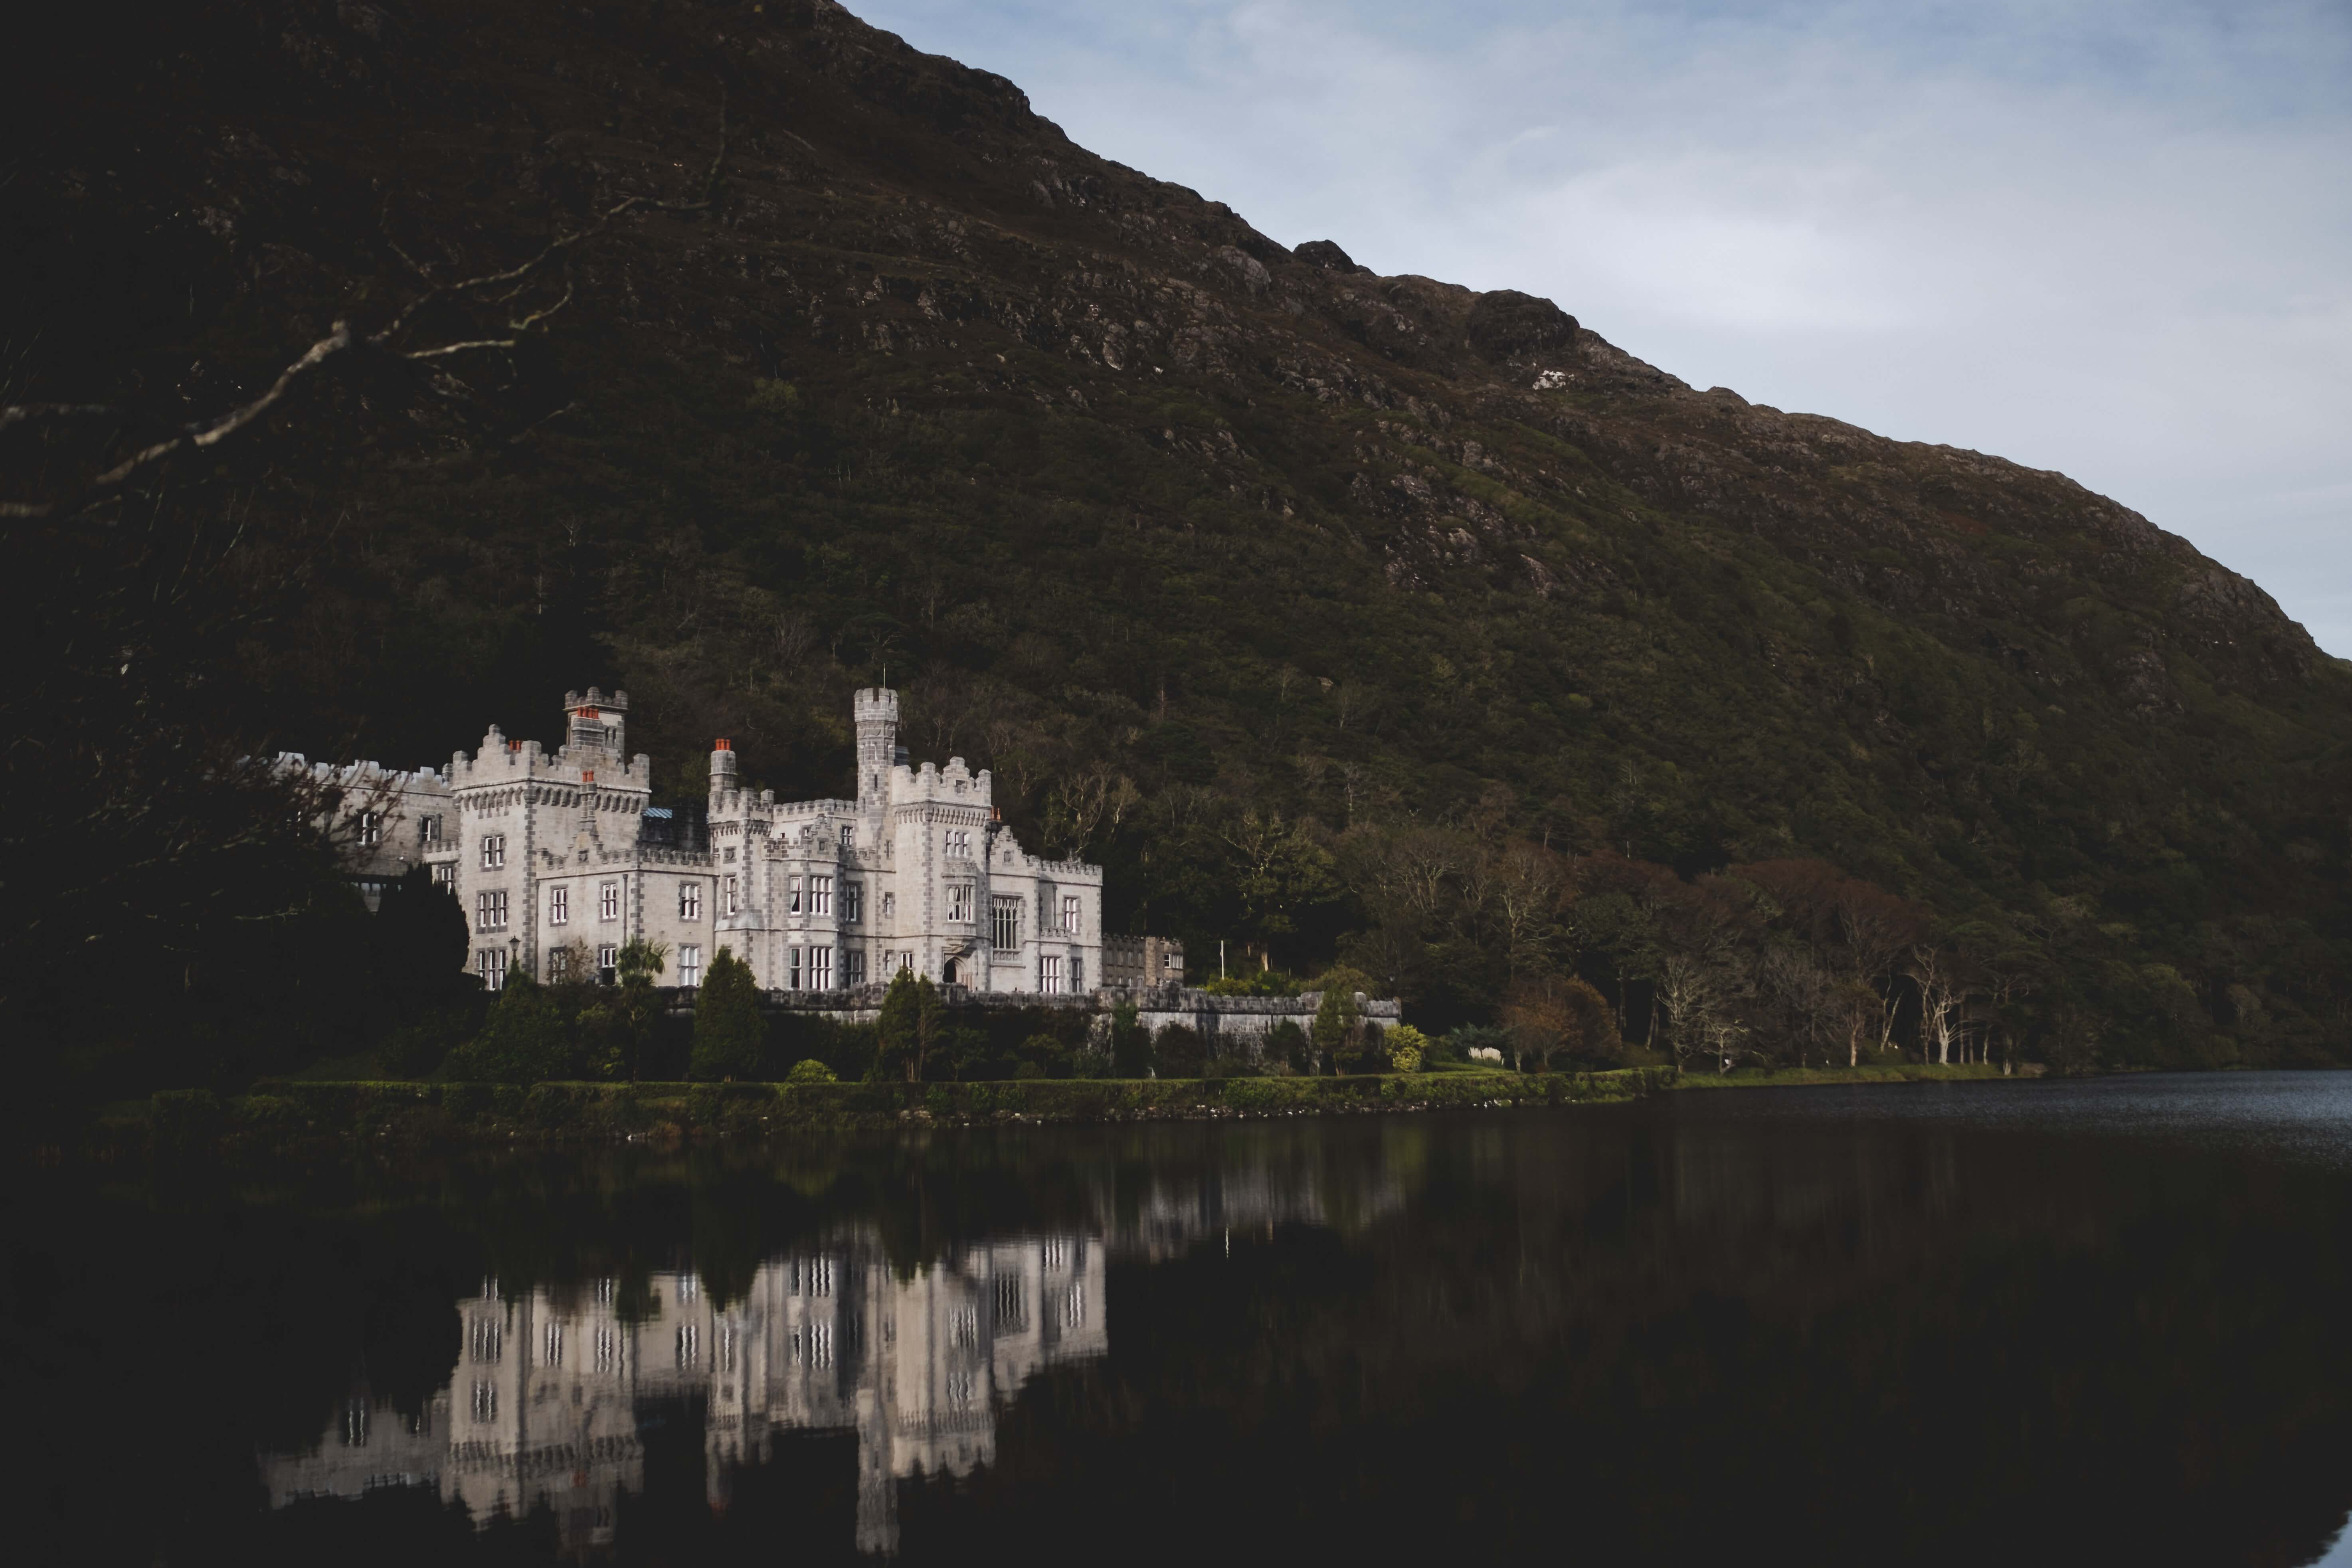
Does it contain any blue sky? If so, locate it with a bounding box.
[850,1,2352,654]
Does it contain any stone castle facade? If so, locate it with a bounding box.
[295,685,1176,998]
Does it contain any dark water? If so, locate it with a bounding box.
[14,1073,2352,1565]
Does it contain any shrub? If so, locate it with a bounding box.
[235,1092,304,1130]
[786,1058,838,1085]
[1386,1023,1430,1072]
[1267,1019,1313,1074]
[151,1088,224,1146]
[1154,1023,1206,1077]
[445,973,571,1084]
[1015,1031,1066,1076]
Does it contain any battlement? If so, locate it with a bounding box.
[450,726,652,792]
[852,687,900,723]
[275,754,453,795]
[561,686,628,714]
[892,757,993,807]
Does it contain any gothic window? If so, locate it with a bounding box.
[475,891,508,932]
[883,892,896,918]
[419,814,441,845]
[357,811,381,848]
[1071,955,1084,991]
[472,1381,497,1423]
[1041,955,1064,995]
[841,824,855,848]
[811,946,834,990]
[811,876,833,915]
[549,885,568,925]
[678,881,702,921]
[843,882,862,922]
[547,946,570,981]
[597,945,617,983]
[543,1323,563,1367]
[944,828,972,858]
[675,1325,698,1369]
[594,1326,617,1373]
[789,947,801,989]
[846,949,867,986]
[678,945,703,988]
[432,864,455,888]
[724,875,739,917]
[470,1319,503,1363]
[992,898,1019,951]
[788,876,802,914]
[599,882,619,921]
[1062,895,1082,934]
[948,885,973,923]
[481,834,505,870]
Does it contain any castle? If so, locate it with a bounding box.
[293,686,1181,997]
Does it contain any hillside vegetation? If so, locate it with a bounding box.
[8,0,2351,1083]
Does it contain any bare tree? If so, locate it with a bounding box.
[1907,944,1978,1065]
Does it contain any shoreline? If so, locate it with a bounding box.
[115,1067,1672,1155]
[52,1062,2055,1160]
[1673,1062,2037,1088]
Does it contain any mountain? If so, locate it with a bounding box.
[9,0,2351,1066]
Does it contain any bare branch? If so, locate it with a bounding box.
[401,337,517,361]
[2,323,354,518]
[507,278,574,333]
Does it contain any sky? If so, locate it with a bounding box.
[850,0,2352,654]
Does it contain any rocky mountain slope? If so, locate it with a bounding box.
[9,0,2350,1058]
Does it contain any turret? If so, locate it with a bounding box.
[563,686,628,760]
[854,687,899,813]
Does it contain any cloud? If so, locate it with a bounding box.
[856,0,2352,652]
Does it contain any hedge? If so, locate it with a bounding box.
[178,1068,1675,1146]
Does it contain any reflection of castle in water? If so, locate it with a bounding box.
[263,1235,1105,1555]
[263,1144,1408,1553]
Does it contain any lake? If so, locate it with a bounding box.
[14,1071,2352,1564]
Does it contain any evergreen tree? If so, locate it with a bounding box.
[1312,966,1371,1072]
[874,969,944,1082]
[691,946,765,1081]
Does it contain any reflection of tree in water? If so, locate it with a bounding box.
[895,1118,2352,1567]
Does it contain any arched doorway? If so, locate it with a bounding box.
[942,958,959,985]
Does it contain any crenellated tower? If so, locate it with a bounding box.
[854,687,899,815]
